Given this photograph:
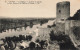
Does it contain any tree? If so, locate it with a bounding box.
[39,40,45,48]
[29,42,35,48]
[28,35,32,41]
[19,35,23,41]
[49,30,56,41]
[12,36,17,42]
[26,35,28,40]
[35,39,40,43]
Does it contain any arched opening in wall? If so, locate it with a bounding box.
[59,10,61,13]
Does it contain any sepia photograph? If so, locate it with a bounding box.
[0,0,80,50]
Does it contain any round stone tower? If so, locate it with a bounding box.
[56,1,70,23]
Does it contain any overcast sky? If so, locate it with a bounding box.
[0,0,80,18]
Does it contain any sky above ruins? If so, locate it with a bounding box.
[0,0,80,18]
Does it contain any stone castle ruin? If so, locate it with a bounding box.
[34,1,80,50]
[56,1,80,49]
[54,1,70,35]
[0,1,79,50]
[65,12,80,48]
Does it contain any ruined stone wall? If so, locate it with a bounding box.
[65,20,80,35]
[37,28,52,40]
[65,20,71,35]
[51,22,65,35]
[65,20,80,47]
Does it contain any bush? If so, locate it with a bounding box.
[29,42,35,48]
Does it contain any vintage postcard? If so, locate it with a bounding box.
[0,0,80,50]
